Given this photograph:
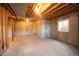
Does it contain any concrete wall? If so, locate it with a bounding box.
[50,12,79,46]
[14,21,31,36]
[14,19,52,38]
[33,19,52,38]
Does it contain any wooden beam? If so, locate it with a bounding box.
[41,3,57,14]
[4,3,16,16]
[42,3,61,16]
[31,3,37,17]
[44,4,69,17]
[45,5,79,20]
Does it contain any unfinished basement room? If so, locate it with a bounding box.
[0,3,79,56]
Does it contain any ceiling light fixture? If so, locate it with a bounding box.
[26,18,29,22]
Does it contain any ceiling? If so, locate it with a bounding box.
[9,3,79,20]
[9,3,26,17]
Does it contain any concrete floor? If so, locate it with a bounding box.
[2,36,79,56]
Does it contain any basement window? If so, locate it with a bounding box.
[58,19,69,32]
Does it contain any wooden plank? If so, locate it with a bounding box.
[44,4,79,20]
[42,3,61,16]
[44,4,69,17]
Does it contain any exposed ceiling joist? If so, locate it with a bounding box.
[42,3,60,16]
[43,4,69,17]
[8,3,79,21]
[44,4,79,20]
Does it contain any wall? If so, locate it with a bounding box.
[51,12,79,46]
[14,19,43,37]
[0,4,14,55]
[14,20,33,36]
[0,5,2,53]
[14,19,52,38]
[32,20,42,36]
[32,19,52,38]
